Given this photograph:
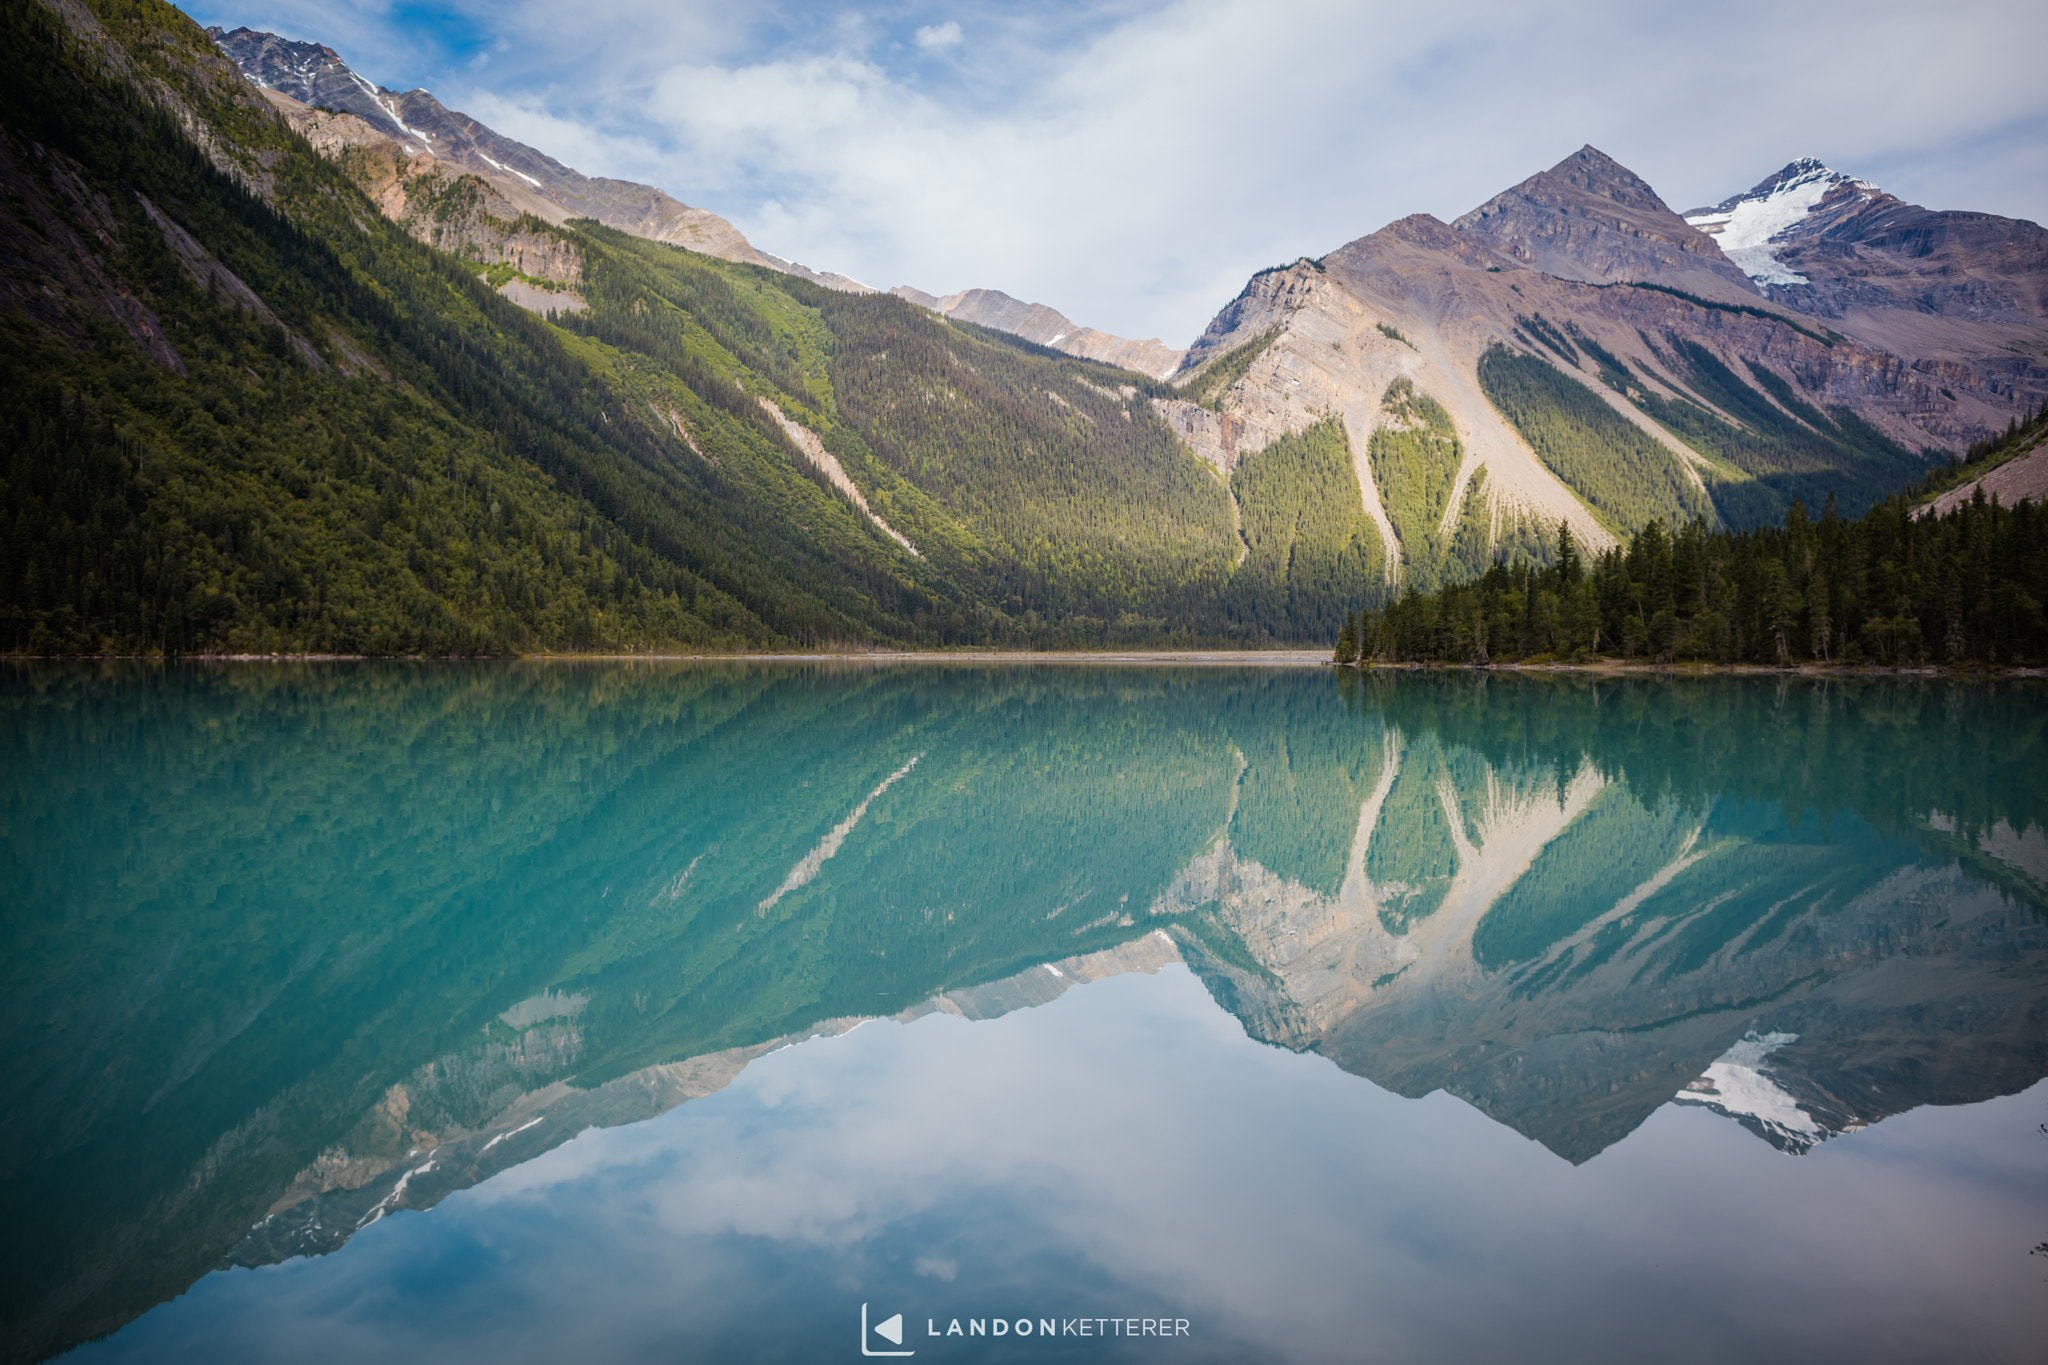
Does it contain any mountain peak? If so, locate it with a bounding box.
[1450,145,1757,295]
[1543,144,1671,213]
[1683,158,1882,287]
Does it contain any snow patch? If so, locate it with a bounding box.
[1670,1031,1826,1153]
[476,152,542,187]
[355,1158,436,1229]
[1686,158,1851,286]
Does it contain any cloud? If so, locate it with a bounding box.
[183,0,2048,348]
[79,967,2048,1364]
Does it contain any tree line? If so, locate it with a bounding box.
[1334,466,2048,668]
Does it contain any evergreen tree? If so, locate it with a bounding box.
[1334,613,1359,666]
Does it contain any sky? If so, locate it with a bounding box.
[181,0,2048,347]
[71,968,2048,1363]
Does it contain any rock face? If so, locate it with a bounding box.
[1920,438,2048,518]
[891,285,1186,379]
[207,26,868,292]
[251,87,585,314]
[1452,145,1761,299]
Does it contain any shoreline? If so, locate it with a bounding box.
[3,651,2044,676]
[3,649,1333,666]
[1345,659,2048,677]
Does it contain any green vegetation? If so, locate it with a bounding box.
[0,0,968,653]
[1367,378,1495,591]
[1343,486,2048,665]
[801,284,1238,632]
[7,0,1370,653]
[1515,313,1579,366]
[1627,335,1924,526]
[4,0,1976,656]
[1225,418,1384,636]
[10,0,1449,654]
[1485,316,1929,539]
[1478,344,1715,534]
[1176,327,1278,412]
[1375,321,1415,350]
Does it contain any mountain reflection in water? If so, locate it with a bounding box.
[3,665,2044,1363]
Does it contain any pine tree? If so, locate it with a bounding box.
[1334,612,1359,666]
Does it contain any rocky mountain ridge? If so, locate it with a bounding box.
[205,26,870,293]
[1452,144,1763,298]
[1160,144,2046,589]
[891,284,1186,379]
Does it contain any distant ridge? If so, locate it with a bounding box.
[891,284,1186,379]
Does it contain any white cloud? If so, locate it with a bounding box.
[90,966,2048,1364]
[188,0,2048,348]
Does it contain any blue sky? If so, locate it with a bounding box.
[182,0,2048,347]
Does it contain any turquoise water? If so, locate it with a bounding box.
[4,664,2045,1363]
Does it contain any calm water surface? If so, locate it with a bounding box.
[4,664,2045,1364]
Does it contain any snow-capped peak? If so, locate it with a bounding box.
[1668,1030,1860,1155]
[1684,158,1876,287]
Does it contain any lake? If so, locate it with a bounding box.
[4,663,2045,1363]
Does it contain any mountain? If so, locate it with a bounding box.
[8,0,1321,655]
[1683,156,1873,285]
[205,26,870,293]
[891,285,1186,379]
[1160,677,2048,1164]
[1155,144,2047,592]
[1685,155,2048,324]
[226,934,1183,1271]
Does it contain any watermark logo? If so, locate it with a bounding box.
[862,1303,914,1357]
[861,1304,1192,1354]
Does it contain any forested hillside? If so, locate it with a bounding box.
[1335,410,2048,667]
[0,0,932,653]
[0,0,1299,654]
